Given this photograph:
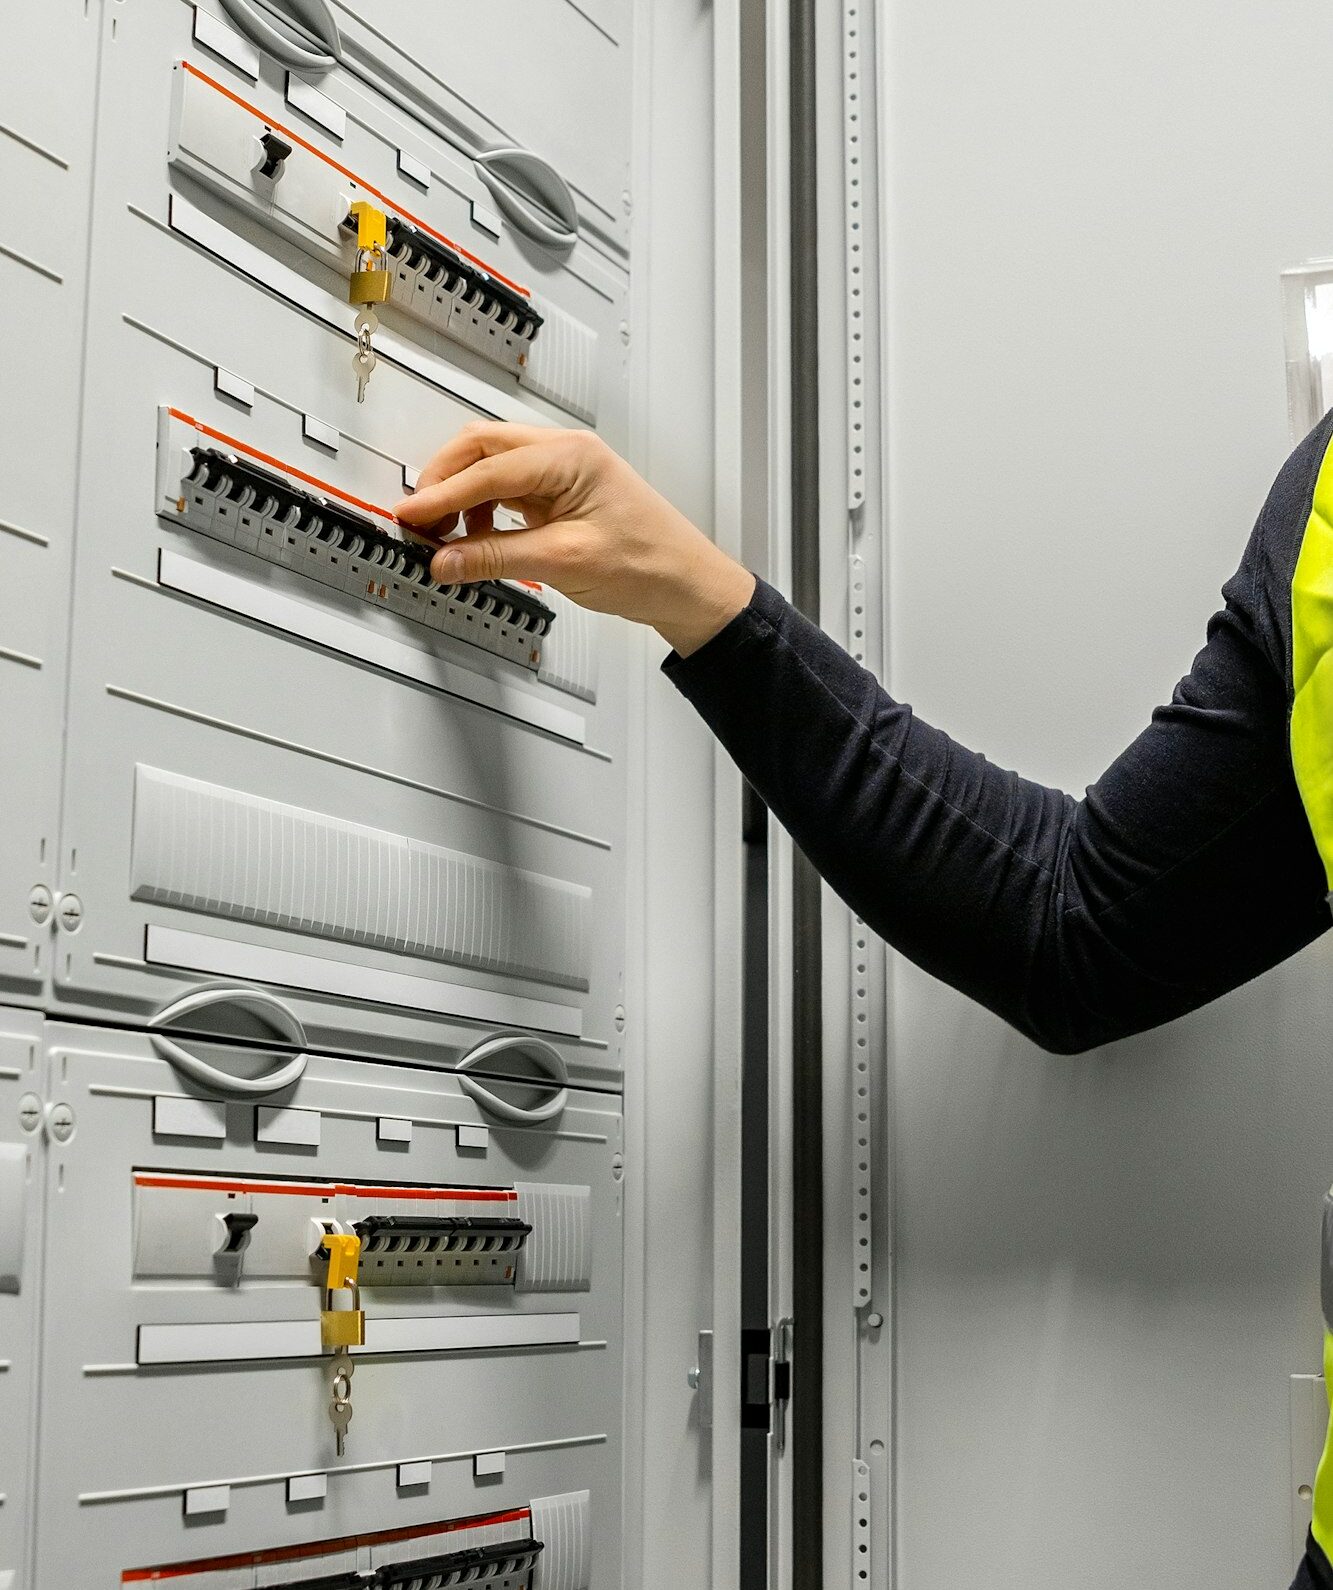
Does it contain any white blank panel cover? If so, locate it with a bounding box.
[515,1184,592,1293]
[531,1490,592,1590]
[130,766,590,989]
[521,301,600,425]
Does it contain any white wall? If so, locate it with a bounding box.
[881,3,1333,1584]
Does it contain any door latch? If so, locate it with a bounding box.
[689,1328,713,1428]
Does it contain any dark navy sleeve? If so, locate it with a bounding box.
[663,419,1333,1054]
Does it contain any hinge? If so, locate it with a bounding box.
[742,1318,793,1450]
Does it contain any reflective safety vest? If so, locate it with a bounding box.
[1290,439,1333,1565]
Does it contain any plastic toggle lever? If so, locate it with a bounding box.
[255,130,293,180]
[217,1210,259,1255]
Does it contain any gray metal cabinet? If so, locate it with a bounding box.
[0,1009,45,1590]
[46,0,632,1085]
[0,0,99,1003]
[33,1021,620,1587]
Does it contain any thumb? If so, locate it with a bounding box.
[429,524,572,589]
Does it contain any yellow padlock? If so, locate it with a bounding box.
[321,1289,365,1349]
[320,1232,365,1349]
[348,200,391,308]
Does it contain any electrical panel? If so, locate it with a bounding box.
[0,0,711,1584]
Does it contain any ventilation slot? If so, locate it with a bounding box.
[131,767,590,990]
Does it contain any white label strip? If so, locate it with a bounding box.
[256,1105,321,1147]
[144,925,585,1038]
[285,72,346,140]
[397,148,431,189]
[184,1483,229,1516]
[213,366,253,407]
[137,1311,582,1364]
[166,195,546,427]
[156,548,587,744]
[471,201,503,240]
[302,413,339,452]
[192,7,260,79]
[153,1094,226,1140]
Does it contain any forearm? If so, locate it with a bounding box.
[665,578,1328,1053]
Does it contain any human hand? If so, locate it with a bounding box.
[393,421,754,657]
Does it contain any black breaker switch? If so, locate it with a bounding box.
[262,1536,543,1590]
[341,213,544,344]
[175,445,555,671]
[351,1214,533,1286]
[376,1536,544,1590]
[218,1211,259,1255]
[256,130,293,180]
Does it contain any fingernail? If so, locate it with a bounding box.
[435,548,464,581]
[391,500,414,520]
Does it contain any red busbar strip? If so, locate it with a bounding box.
[168,407,396,523]
[180,61,530,299]
[133,1173,516,1201]
[123,1506,531,1582]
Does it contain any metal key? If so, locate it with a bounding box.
[353,308,378,403]
[328,1347,354,1456]
[347,201,390,403]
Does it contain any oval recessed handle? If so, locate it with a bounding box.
[474,146,579,252]
[455,1031,569,1124]
[218,0,342,71]
[148,984,309,1098]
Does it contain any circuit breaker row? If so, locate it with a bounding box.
[121,1499,582,1590]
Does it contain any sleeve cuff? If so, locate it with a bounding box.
[660,576,788,689]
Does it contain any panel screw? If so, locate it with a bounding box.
[687,1365,701,1390]
[619,322,631,347]
[621,189,632,215]
[27,885,52,925]
[614,1005,626,1032]
[866,1311,883,1330]
[611,1152,625,1182]
[18,1093,42,1134]
[56,893,83,933]
[48,1102,76,1143]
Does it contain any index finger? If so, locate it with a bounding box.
[394,440,565,529]
[414,420,554,495]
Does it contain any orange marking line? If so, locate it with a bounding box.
[169,406,396,522]
[180,60,531,298]
[122,1507,531,1581]
[134,1173,515,1201]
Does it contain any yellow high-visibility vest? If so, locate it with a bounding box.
[1289,432,1333,1563]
